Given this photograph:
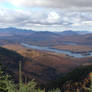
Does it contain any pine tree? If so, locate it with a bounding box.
[19,61,22,91]
[0,64,16,92]
[0,65,8,92]
[18,61,37,92]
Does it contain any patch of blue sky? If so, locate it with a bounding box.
[0,2,15,8]
[0,3,47,13]
[0,2,24,10]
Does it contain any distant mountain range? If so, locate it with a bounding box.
[0,27,34,35]
[0,27,91,35]
[0,27,92,46]
[58,30,79,35]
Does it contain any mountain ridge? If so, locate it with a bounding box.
[0,27,91,35]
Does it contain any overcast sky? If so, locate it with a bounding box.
[0,0,92,31]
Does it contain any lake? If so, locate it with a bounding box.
[21,43,92,58]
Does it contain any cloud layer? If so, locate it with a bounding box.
[0,8,92,31]
[0,0,92,31]
[1,0,92,10]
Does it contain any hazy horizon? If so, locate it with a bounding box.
[0,27,92,32]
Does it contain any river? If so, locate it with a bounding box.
[21,43,92,58]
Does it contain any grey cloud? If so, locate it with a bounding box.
[0,8,92,31]
[1,0,92,10]
[17,0,92,10]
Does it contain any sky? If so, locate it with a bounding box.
[0,0,92,32]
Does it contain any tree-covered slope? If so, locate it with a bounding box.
[47,65,92,92]
[0,47,25,82]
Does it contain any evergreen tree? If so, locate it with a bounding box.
[0,63,16,92]
[18,61,37,92]
[0,65,8,92]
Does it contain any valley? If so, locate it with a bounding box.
[0,27,92,86]
[2,43,92,85]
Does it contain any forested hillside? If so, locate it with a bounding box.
[0,46,25,82]
[0,46,92,92]
[48,65,92,92]
[0,47,60,92]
